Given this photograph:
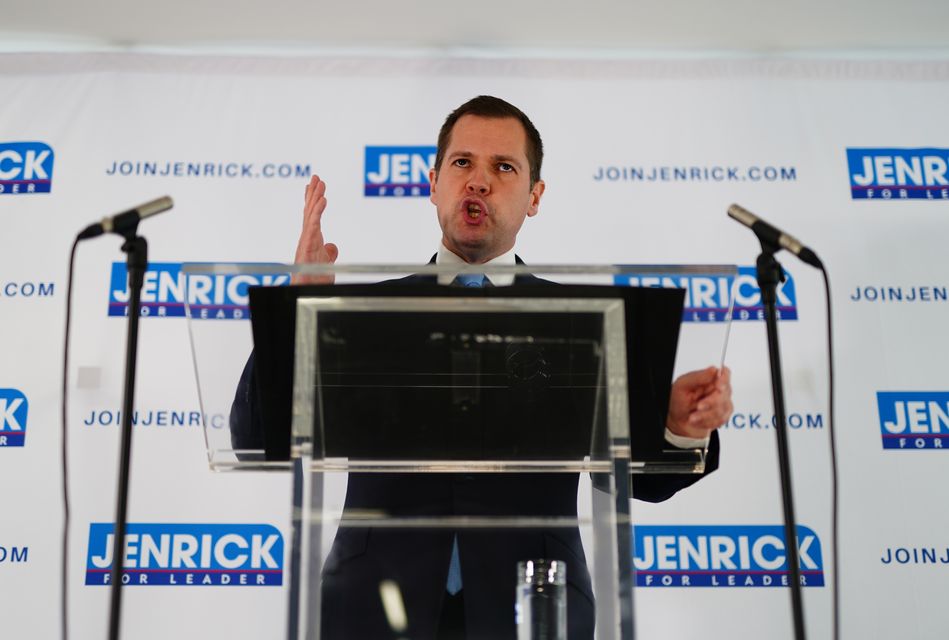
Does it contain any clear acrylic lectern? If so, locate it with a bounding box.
[184,263,736,640]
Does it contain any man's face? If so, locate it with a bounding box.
[430,115,545,264]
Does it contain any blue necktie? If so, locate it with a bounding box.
[445,272,485,594]
[453,273,486,288]
[446,538,463,595]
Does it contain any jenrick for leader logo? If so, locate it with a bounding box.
[108,263,290,319]
[633,525,824,587]
[614,266,798,322]
[0,142,54,194]
[877,391,949,450]
[85,523,284,586]
[847,148,949,200]
[365,146,436,197]
[0,388,28,447]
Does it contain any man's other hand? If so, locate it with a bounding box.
[293,174,339,284]
[666,366,733,440]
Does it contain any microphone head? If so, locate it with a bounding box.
[138,195,174,219]
[727,203,757,228]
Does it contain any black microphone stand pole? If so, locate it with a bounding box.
[107,232,148,640]
[756,243,807,640]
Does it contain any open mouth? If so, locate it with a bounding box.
[463,199,486,220]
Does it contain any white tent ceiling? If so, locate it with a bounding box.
[3,0,949,54]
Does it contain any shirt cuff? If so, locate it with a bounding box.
[664,427,710,450]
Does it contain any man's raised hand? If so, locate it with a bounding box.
[293,174,339,284]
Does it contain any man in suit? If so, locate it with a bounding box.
[242,95,732,639]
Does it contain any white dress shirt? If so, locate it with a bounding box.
[436,242,517,286]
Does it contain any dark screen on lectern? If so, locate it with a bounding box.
[247,283,685,464]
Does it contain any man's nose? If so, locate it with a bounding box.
[466,170,490,194]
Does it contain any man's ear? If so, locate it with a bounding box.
[527,179,545,217]
[429,168,438,204]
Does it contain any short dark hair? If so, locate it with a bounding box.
[434,95,544,186]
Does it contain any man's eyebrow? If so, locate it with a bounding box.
[447,150,523,169]
[491,154,522,167]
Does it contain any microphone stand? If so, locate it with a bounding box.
[107,231,148,640]
[756,242,807,640]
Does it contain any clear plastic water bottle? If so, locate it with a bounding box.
[515,559,567,640]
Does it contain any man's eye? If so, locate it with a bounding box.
[498,163,514,172]
[453,158,470,167]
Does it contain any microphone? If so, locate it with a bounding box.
[78,196,173,240]
[727,204,822,269]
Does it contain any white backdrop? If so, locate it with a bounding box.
[1,52,948,639]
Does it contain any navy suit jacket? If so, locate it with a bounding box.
[230,258,720,639]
